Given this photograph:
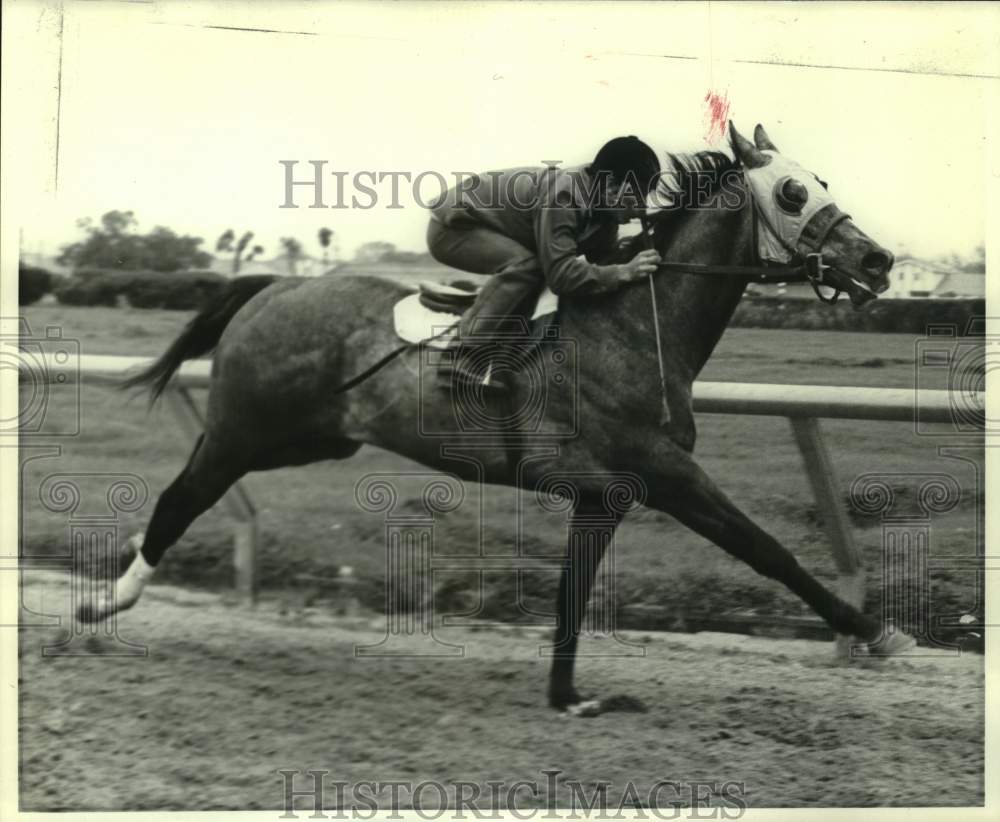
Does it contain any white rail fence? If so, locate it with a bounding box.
[20,354,976,634]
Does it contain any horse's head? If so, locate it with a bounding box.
[730,122,894,306]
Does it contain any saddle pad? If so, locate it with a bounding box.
[393,287,559,349]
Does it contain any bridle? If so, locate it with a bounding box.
[638,166,854,426]
[641,168,854,304]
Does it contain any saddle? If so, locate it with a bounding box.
[393,279,559,349]
[417,280,479,314]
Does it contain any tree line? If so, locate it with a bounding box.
[56,210,339,275]
[54,209,988,275]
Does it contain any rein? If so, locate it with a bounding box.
[642,170,852,304]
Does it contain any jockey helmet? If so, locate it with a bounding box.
[591,136,661,197]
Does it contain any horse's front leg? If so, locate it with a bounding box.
[548,499,625,711]
[637,440,915,653]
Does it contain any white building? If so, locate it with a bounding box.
[883,257,985,298]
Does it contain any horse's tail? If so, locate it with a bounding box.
[121,274,279,401]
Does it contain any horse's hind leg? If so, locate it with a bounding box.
[77,432,249,622]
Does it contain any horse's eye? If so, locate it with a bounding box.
[775,177,809,214]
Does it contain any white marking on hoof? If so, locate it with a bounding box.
[77,584,144,623]
[77,550,154,623]
[866,630,918,657]
[565,699,603,718]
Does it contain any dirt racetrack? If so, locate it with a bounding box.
[19,571,983,811]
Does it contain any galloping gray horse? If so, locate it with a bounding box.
[84,123,913,711]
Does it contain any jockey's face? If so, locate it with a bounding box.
[605,180,645,223]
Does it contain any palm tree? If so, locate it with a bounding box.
[216,229,260,275]
[318,227,335,270]
[280,236,304,276]
[216,229,235,257]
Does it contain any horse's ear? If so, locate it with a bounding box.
[753,124,778,152]
[729,122,769,168]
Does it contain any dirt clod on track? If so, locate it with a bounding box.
[19,572,983,811]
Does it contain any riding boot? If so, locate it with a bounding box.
[437,259,545,392]
[436,342,508,391]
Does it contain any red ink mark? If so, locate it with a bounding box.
[703,90,731,144]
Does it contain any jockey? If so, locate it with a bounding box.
[427,135,663,389]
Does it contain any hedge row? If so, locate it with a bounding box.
[732,296,984,335]
[54,270,229,310]
[18,265,66,305]
[27,267,985,336]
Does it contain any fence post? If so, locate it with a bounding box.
[788,416,864,656]
[165,384,258,603]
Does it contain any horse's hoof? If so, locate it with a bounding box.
[76,592,137,624]
[565,699,603,718]
[549,687,584,712]
[865,630,918,656]
[562,694,649,717]
[121,532,143,566]
[76,599,113,624]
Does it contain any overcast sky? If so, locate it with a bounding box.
[12,1,999,263]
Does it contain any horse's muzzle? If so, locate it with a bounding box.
[861,249,894,296]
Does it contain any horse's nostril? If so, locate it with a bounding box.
[863,251,892,274]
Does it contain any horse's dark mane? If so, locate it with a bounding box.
[665,150,736,181]
[660,150,738,210]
